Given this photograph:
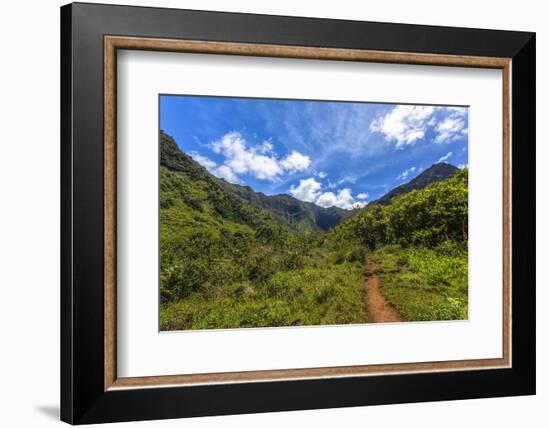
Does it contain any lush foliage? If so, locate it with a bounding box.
[373,162,458,205]
[159,130,469,329]
[370,244,468,321]
[327,170,469,321]
[161,258,365,330]
[159,132,365,330]
[330,169,468,249]
[160,162,366,329]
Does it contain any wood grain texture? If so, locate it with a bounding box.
[111,357,508,389]
[106,36,511,68]
[104,37,117,391]
[104,36,512,390]
[502,62,512,366]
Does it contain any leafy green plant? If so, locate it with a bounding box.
[372,245,468,321]
[158,130,469,329]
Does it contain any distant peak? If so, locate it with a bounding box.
[373,162,459,205]
[427,162,458,170]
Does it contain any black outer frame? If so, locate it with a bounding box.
[60,2,535,424]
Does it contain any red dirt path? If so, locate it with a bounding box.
[364,261,404,323]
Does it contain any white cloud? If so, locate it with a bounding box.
[316,171,327,178]
[458,163,468,169]
[188,151,242,185]
[434,117,465,143]
[212,165,240,184]
[212,132,281,180]
[311,192,337,208]
[356,192,369,200]
[370,105,435,148]
[315,188,367,210]
[280,150,312,172]
[435,107,467,143]
[290,179,368,210]
[315,191,339,208]
[289,178,322,202]
[437,151,453,163]
[189,152,217,170]
[396,166,417,181]
[257,140,274,154]
[370,106,468,148]
[211,132,311,182]
[261,101,393,163]
[316,189,352,209]
[446,107,468,115]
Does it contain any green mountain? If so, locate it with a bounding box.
[161,130,459,232]
[330,167,468,249]
[217,181,354,231]
[159,130,469,329]
[160,130,288,233]
[161,130,352,231]
[372,163,459,205]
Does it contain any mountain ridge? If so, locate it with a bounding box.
[372,163,459,205]
[161,130,353,231]
[160,130,461,231]
[216,179,355,231]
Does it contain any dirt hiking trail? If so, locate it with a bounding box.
[364,260,404,323]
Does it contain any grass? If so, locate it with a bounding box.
[369,243,468,321]
[159,133,470,330]
[160,253,365,331]
[160,242,469,330]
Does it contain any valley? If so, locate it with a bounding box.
[159,131,468,330]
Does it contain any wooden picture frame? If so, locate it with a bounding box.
[61,2,535,424]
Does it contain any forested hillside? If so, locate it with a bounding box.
[371,162,458,205]
[160,130,469,330]
[218,181,354,231]
[162,130,352,231]
[160,131,365,329]
[328,169,468,320]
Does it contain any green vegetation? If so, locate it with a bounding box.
[369,245,468,321]
[161,258,365,330]
[330,168,468,249]
[159,130,469,330]
[328,170,468,321]
[372,162,460,205]
[159,131,365,330]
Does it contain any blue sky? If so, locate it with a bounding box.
[160,95,468,209]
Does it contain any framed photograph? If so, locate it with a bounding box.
[61,2,535,424]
